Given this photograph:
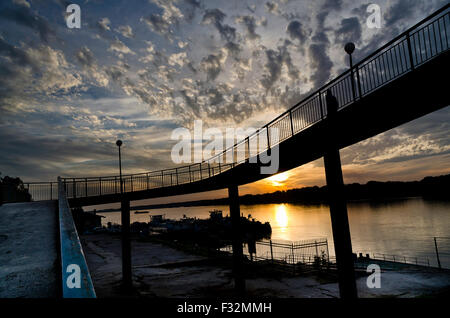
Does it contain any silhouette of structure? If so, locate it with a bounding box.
[13,5,450,298]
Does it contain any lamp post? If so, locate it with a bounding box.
[116,139,132,291]
[345,42,357,101]
[116,140,123,194]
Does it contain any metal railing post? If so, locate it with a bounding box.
[99,178,102,196]
[176,168,179,185]
[270,240,274,264]
[350,64,356,102]
[188,165,192,182]
[434,237,442,269]
[146,173,149,190]
[50,182,52,200]
[208,163,211,177]
[406,32,415,70]
[319,92,324,118]
[199,163,203,180]
[161,171,164,187]
[246,137,250,161]
[356,66,362,98]
[130,175,133,192]
[289,111,294,136]
[73,178,76,198]
[85,178,88,197]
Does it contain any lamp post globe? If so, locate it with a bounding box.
[116,140,122,147]
[344,42,355,55]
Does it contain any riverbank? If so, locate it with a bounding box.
[80,233,450,298]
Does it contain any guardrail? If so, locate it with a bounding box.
[23,182,57,201]
[57,177,96,298]
[23,4,450,201]
[371,253,430,267]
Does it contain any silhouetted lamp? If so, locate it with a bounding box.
[345,42,356,99]
[116,140,123,194]
[344,42,355,55]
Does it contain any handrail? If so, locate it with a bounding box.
[23,4,450,200]
[57,177,96,298]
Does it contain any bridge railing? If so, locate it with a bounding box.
[57,177,96,297]
[22,182,57,202]
[25,5,449,201]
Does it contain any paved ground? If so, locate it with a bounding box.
[81,233,450,298]
[0,201,59,297]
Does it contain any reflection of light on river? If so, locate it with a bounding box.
[275,204,288,231]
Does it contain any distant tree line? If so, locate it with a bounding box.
[0,174,31,205]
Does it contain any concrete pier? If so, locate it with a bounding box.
[0,201,59,297]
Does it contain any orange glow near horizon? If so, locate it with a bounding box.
[267,171,289,187]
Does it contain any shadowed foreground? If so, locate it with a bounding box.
[81,233,450,298]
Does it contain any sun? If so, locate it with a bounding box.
[267,172,289,187]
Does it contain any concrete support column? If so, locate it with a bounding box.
[324,90,357,299]
[121,197,132,290]
[228,184,245,294]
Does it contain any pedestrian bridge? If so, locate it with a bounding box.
[23,5,449,207]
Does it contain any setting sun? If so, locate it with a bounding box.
[267,172,289,187]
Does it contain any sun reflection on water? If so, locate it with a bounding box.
[275,204,288,230]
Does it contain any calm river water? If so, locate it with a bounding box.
[98,197,450,268]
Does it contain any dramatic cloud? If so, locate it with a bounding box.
[108,38,136,55]
[115,25,135,38]
[202,9,236,42]
[260,43,299,90]
[141,0,184,37]
[236,15,260,40]
[0,6,53,42]
[201,50,227,81]
[97,17,111,32]
[287,20,307,43]
[75,46,109,87]
[334,17,362,45]
[308,43,333,88]
[265,2,279,15]
[12,0,30,8]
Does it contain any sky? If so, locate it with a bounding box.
[0,0,449,204]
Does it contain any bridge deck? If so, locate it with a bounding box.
[0,201,59,297]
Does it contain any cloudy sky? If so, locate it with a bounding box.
[0,0,449,202]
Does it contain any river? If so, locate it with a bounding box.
[97,197,450,268]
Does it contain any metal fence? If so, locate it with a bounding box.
[24,182,58,201]
[22,5,450,201]
[222,238,329,266]
[355,252,431,268]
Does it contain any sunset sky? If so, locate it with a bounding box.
[0,0,449,206]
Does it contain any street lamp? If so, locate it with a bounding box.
[116,139,131,291]
[116,140,123,194]
[344,42,357,101]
